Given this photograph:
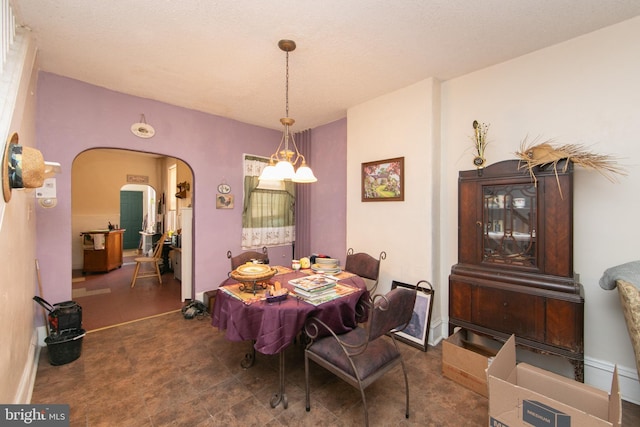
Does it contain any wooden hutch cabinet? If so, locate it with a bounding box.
[449,159,584,380]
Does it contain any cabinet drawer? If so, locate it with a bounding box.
[449,280,472,322]
[472,286,545,343]
[546,298,583,351]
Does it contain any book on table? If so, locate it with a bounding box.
[293,286,336,300]
[288,274,339,292]
[301,292,339,306]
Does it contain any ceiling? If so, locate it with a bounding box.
[12,1,640,131]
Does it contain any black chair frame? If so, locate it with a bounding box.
[303,284,418,426]
[226,246,269,272]
[344,248,387,296]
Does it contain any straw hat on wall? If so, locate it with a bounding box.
[2,132,45,202]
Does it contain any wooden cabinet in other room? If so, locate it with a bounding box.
[81,230,125,274]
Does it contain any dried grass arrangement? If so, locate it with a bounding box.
[515,138,627,197]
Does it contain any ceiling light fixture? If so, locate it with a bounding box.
[258,40,317,186]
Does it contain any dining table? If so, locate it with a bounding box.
[211,265,369,409]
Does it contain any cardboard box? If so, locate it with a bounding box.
[487,335,621,427]
[204,290,218,314]
[442,329,499,397]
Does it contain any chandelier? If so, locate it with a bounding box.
[258,40,317,185]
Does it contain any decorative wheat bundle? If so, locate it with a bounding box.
[515,138,627,198]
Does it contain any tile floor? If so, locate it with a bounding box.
[32,311,487,426]
[31,310,640,426]
[33,256,640,426]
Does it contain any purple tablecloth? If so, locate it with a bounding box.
[211,270,368,355]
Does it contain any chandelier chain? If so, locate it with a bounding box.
[285,50,289,118]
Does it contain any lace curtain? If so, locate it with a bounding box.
[241,155,296,249]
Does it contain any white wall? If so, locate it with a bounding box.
[347,16,640,402]
[441,17,640,401]
[347,78,441,319]
[0,30,40,403]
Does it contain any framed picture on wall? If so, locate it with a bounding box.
[391,280,434,351]
[361,157,404,202]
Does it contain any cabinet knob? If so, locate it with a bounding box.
[476,221,482,227]
[503,302,508,307]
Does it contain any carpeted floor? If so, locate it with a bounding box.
[71,254,183,331]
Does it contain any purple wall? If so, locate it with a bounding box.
[35,73,346,303]
[309,118,347,264]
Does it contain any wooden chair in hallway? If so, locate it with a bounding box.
[130,232,167,288]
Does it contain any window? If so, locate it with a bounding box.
[241,155,295,249]
[247,188,294,228]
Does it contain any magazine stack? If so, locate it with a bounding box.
[289,274,339,305]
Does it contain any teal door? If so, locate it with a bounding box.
[120,191,143,249]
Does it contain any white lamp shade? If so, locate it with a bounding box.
[256,179,286,190]
[259,164,279,181]
[275,160,295,180]
[293,164,317,183]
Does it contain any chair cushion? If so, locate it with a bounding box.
[307,328,401,380]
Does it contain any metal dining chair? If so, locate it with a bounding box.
[344,248,386,296]
[303,284,417,426]
[227,247,270,272]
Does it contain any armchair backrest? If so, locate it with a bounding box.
[368,286,416,342]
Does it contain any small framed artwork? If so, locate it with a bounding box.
[361,157,404,202]
[391,280,434,352]
[216,194,234,209]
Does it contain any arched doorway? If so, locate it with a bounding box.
[71,148,193,330]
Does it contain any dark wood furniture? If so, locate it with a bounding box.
[449,159,584,381]
[81,230,125,274]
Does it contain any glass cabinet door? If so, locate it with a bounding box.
[483,183,537,267]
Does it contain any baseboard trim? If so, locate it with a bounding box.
[14,330,40,404]
[586,356,640,405]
